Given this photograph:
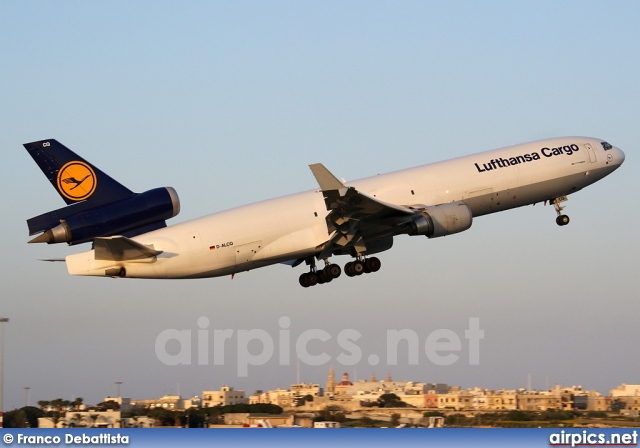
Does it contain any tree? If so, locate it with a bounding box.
[88,414,100,428]
[148,408,177,427]
[358,416,374,427]
[506,410,533,422]
[72,398,84,411]
[96,400,120,411]
[390,413,401,427]
[315,405,346,423]
[179,408,206,428]
[376,393,408,408]
[37,400,50,411]
[49,399,69,427]
[21,406,44,428]
[71,413,86,428]
[2,409,27,428]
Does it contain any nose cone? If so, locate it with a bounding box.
[615,147,626,166]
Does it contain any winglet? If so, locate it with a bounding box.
[309,163,347,192]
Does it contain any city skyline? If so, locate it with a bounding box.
[3,365,637,411]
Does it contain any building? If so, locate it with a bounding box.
[516,389,562,411]
[609,384,640,411]
[438,390,474,410]
[314,421,341,428]
[326,366,336,395]
[610,384,640,398]
[249,388,292,407]
[39,410,124,428]
[131,394,195,411]
[290,383,323,399]
[423,392,439,408]
[223,413,294,427]
[202,386,247,408]
[483,390,517,410]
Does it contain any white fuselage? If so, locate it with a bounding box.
[65,137,625,278]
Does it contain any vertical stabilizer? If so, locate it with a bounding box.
[23,139,133,206]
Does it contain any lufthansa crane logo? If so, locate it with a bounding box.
[57,161,97,201]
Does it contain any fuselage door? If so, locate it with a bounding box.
[584,143,597,163]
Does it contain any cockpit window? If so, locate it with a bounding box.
[601,141,613,151]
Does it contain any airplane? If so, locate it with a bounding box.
[23,137,625,287]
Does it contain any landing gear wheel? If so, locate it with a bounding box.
[307,272,319,286]
[352,260,365,276]
[299,273,310,288]
[345,261,356,277]
[327,264,342,279]
[365,257,381,273]
[318,268,332,283]
[556,215,570,226]
[551,197,570,226]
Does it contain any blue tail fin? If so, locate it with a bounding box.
[23,139,133,206]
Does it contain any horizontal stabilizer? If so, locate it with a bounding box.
[94,236,162,261]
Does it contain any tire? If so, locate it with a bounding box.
[327,264,342,279]
[307,272,319,286]
[556,215,570,226]
[318,269,332,283]
[352,260,365,275]
[345,262,356,277]
[366,257,381,273]
[299,273,310,288]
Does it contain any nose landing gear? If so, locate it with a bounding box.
[551,196,570,226]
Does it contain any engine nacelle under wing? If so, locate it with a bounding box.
[409,201,473,238]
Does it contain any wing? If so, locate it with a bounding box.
[309,163,417,259]
[94,236,162,261]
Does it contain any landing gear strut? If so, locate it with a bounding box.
[551,197,570,226]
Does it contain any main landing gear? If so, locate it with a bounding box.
[345,257,381,277]
[551,197,570,226]
[299,257,382,287]
[299,262,342,288]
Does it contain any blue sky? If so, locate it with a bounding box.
[1,1,638,409]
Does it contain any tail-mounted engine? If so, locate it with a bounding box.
[28,187,180,245]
